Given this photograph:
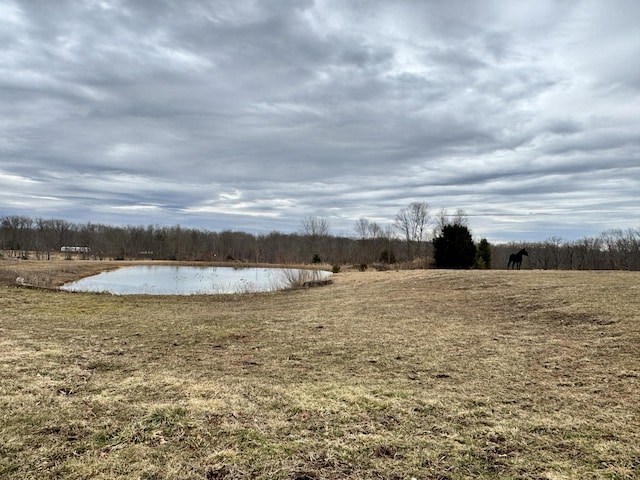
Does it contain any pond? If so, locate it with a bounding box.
[60,265,332,295]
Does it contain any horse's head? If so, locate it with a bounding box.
[521,249,529,256]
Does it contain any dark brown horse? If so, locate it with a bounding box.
[508,248,528,270]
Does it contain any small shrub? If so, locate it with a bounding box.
[379,250,396,264]
[280,269,318,289]
[332,264,340,274]
[473,257,487,269]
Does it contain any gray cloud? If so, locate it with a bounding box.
[1,0,639,243]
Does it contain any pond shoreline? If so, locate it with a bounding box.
[0,258,332,289]
[60,265,332,295]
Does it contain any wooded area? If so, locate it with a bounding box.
[2,215,640,270]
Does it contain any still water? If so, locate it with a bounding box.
[60,265,331,295]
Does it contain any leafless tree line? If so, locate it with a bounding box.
[493,229,640,270]
[2,214,640,270]
[0,215,394,265]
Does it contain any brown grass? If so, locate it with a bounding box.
[1,260,639,479]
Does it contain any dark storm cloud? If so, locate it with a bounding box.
[1,0,639,242]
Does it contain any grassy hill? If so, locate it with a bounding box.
[1,264,638,479]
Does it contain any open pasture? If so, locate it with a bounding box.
[1,264,639,479]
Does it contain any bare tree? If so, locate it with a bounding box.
[368,221,384,262]
[1,215,34,257]
[435,208,469,233]
[301,216,330,263]
[601,228,640,270]
[395,202,430,260]
[354,217,370,263]
[573,237,602,269]
[301,216,330,237]
[354,218,386,263]
[354,217,370,243]
[382,223,396,263]
[354,217,371,263]
[546,236,564,270]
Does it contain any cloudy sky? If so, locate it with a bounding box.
[1,0,639,242]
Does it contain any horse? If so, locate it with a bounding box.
[508,248,528,270]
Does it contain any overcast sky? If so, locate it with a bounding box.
[1,0,639,242]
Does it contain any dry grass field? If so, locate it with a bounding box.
[1,260,639,479]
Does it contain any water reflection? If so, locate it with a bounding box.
[60,265,331,295]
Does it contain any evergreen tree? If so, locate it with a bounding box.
[475,238,492,269]
[433,224,476,269]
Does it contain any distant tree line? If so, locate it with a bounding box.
[492,231,640,270]
[2,213,640,270]
[0,215,394,265]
